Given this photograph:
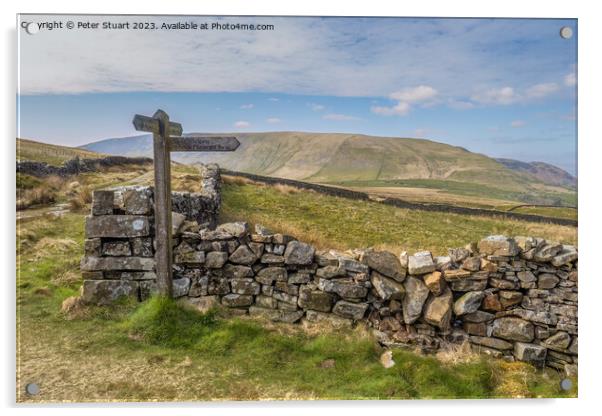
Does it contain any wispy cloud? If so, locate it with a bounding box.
[234,120,250,128]
[268,97,279,101]
[526,83,559,99]
[240,103,254,109]
[19,16,576,100]
[471,86,519,105]
[322,113,358,121]
[308,103,325,111]
[266,117,281,123]
[564,72,576,87]
[372,85,438,116]
[471,82,560,106]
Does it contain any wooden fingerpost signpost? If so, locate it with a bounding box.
[133,109,240,297]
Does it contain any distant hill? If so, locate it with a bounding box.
[82,132,553,193]
[496,158,577,189]
[17,138,104,166]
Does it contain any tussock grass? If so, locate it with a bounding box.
[68,184,93,211]
[122,296,216,348]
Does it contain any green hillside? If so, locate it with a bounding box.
[17,138,104,166]
[176,132,531,190]
[83,132,573,202]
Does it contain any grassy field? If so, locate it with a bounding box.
[220,177,576,255]
[16,213,575,402]
[327,178,577,208]
[17,138,105,166]
[16,163,578,402]
[340,184,578,222]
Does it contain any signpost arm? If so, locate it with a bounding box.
[152,109,174,297]
[133,110,240,298]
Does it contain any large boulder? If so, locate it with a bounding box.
[318,279,368,299]
[80,256,154,271]
[332,300,368,320]
[477,235,519,257]
[122,187,153,215]
[216,222,250,238]
[514,342,547,366]
[453,291,484,316]
[402,276,430,323]
[542,331,571,351]
[205,251,228,269]
[533,242,563,262]
[174,242,205,264]
[221,294,253,307]
[371,271,405,300]
[249,306,304,323]
[304,310,353,328]
[298,287,334,312]
[469,336,513,350]
[551,245,578,266]
[491,317,534,342]
[256,267,287,284]
[91,190,114,215]
[423,288,453,330]
[423,271,445,296]
[538,273,560,289]
[85,215,150,238]
[284,241,315,265]
[222,264,253,279]
[498,290,523,308]
[81,280,138,305]
[230,278,261,295]
[172,277,191,298]
[362,250,406,282]
[408,251,435,275]
[229,245,257,265]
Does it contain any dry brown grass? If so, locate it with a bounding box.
[273,183,301,195]
[349,185,518,209]
[17,187,57,210]
[68,184,93,211]
[33,237,78,254]
[435,341,480,365]
[51,270,81,287]
[221,174,259,187]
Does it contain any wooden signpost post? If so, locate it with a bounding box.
[133,109,240,297]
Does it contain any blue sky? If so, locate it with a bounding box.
[18,16,577,173]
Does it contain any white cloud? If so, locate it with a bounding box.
[511,120,526,128]
[389,85,438,103]
[525,82,559,98]
[564,72,576,87]
[372,85,437,117]
[471,86,518,105]
[240,104,254,109]
[371,102,411,116]
[308,103,325,111]
[447,99,475,110]
[234,121,250,128]
[471,82,559,106]
[268,97,279,101]
[322,113,358,121]
[266,117,281,123]
[18,15,576,105]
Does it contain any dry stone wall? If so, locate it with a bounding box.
[79,174,578,375]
